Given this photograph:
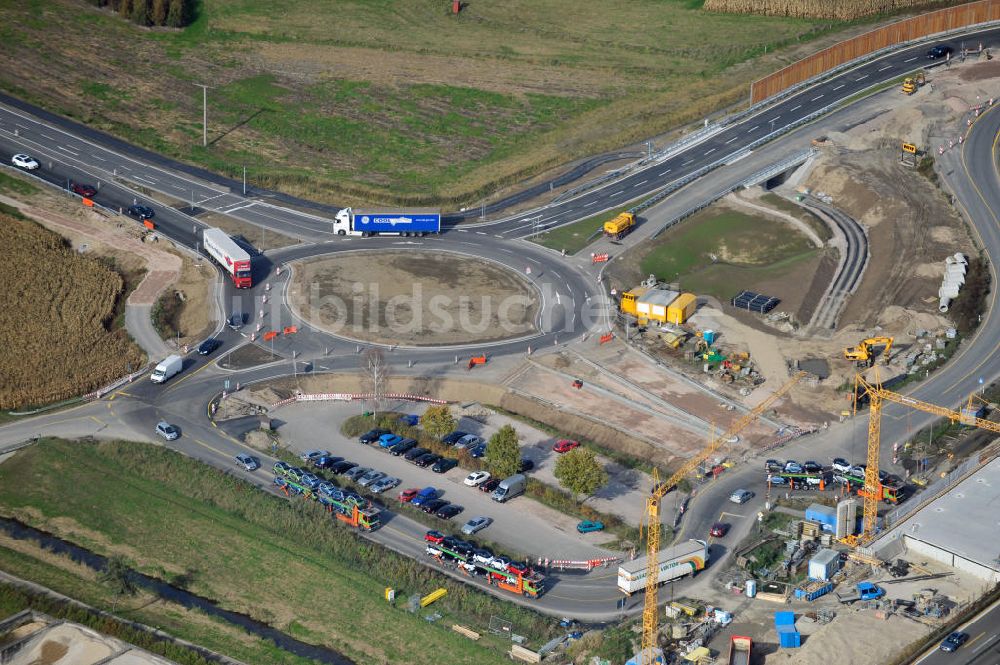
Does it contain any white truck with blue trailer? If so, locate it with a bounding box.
[333,207,441,237]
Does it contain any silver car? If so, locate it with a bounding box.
[155,421,179,441]
[461,516,493,535]
[357,470,386,487]
[729,489,753,504]
[370,476,400,494]
[344,466,371,482]
[455,434,484,451]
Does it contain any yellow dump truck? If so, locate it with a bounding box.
[604,212,635,240]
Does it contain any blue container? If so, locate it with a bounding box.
[778,627,801,648]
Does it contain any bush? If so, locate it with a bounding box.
[949,257,990,334]
[151,290,184,340]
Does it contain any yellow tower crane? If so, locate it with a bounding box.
[639,371,806,665]
[852,373,1000,543]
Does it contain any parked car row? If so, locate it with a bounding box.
[764,457,893,483]
[397,486,465,520]
[423,531,530,575]
[358,428,464,472]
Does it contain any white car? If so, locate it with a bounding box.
[155,421,179,441]
[729,489,753,504]
[11,153,39,170]
[831,458,851,474]
[463,471,491,487]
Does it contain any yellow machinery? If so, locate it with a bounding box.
[667,292,697,325]
[844,336,894,366]
[640,371,806,664]
[604,211,636,240]
[852,373,1000,543]
[901,71,926,95]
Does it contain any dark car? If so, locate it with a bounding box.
[197,338,221,355]
[803,461,823,473]
[228,312,244,330]
[328,460,358,475]
[421,499,449,514]
[441,430,468,445]
[360,428,391,444]
[404,447,430,461]
[126,204,155,220]
[927,44,953,59]
[414,453,441,468]
[519,458,535,472]
[389,439,418,456]
[479,478,501,493]
[469,443,487,458]
[436,504,463,519]
[432,458,458,473]
[939,631,969,652]
[398,414,419,426]
[765,459,784,472]
[70,182,97,198]
[313,456,344,469]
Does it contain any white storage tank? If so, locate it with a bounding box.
[746,579,757,597]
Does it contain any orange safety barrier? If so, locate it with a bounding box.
[467,355,487,369]
[591,253,610,263]
[263,331,279,342]
[82,197,94,207]
[283,326,298,335]
[143,220,155,230]
[599,333,614,344]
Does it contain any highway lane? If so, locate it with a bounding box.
[914,598,1000,664]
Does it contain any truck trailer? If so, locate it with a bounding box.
[202,228,252,288]
[617,539,709,595]
[728,636,752,665]
[333,207,441,237]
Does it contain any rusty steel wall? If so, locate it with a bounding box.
[751,0,1000,103]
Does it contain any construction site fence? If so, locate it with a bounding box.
[751,2,1000,103]
[270,392,449,410]
[82,366,151,401]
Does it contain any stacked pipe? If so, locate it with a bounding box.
[939,252,968,313]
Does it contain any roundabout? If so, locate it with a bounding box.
[286,249,541,347]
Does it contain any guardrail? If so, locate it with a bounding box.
[737,149,817,189]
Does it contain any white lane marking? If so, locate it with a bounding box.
[724,136,738,144]
[788,105,801,112]
[456,229,468,232]
[658,168,672,176]
[904,56,918,63]
[475,231,487,235]
[811,94,824,101]
[56,145,79,156]
[495,234,503,238]
[682,159,694,166]
[878,65,892,72]
[610,190,624,197]
[91,154,105,162]
[134,175,158,184]
[170,184,186,191]
[748,125,759,132]
[856,74,869,81]
[583,200,597,207]
[634,179,648,187]
[41,133,55,140]
[15,124,29,130]
[704,148,716,155]
[833,84,845,91]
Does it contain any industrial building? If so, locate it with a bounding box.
[873,457,1000,584]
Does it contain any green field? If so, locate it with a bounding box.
[531,200,644,255]
[0,0,845,206]
[638,208,819,300]
[0,439,553,665]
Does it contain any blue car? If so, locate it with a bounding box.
[469,443,487,458]
[399,414,420,426]
[378,433,403,448]
[577,520,605,533]
[410,487,439,506]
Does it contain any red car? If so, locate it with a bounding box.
[70,182,97,198]
[398,488,419,502]
[709,522,729,538]
[507,561,531,575]
[424,530,445,544]
[553,439,580,453]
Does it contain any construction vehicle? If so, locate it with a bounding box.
[638,372,806,665]
[844,336,894,366]
[836,581,885,603]
[851,373,1000,543]
[901,71,926,94]
[728,636,752,665]
[604,211,636,240]
[273,471,381,531]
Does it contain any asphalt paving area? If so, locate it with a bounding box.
[286,250,540,346]
[272,401,617,560]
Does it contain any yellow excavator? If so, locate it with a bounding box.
[901,71,926,95]
[843,336,894,367]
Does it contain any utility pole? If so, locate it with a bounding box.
[195,84,210,147]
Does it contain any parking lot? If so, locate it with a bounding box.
[275,401,623,560]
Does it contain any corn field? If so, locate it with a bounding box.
[0,214,145,410]
[704,0,951,20]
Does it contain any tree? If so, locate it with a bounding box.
[485,425,520,479]
[166,0,187,27]
[99,554,138,610]
[150,0,168,25]
[131,0,150,25]
[422,404,456,439]
[553,447,608,502]
[360,348,388,419]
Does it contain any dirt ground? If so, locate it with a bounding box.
[287,250,539,345]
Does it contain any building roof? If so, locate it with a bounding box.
[638,289,678,308]
[888,456,1000,573]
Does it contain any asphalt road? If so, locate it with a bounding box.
[914,598,1000,664]
[2,26,1000,623]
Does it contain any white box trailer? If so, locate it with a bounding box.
[618,539,709,595]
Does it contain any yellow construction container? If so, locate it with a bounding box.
[634,288,678,324]
[666,292,697,324]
